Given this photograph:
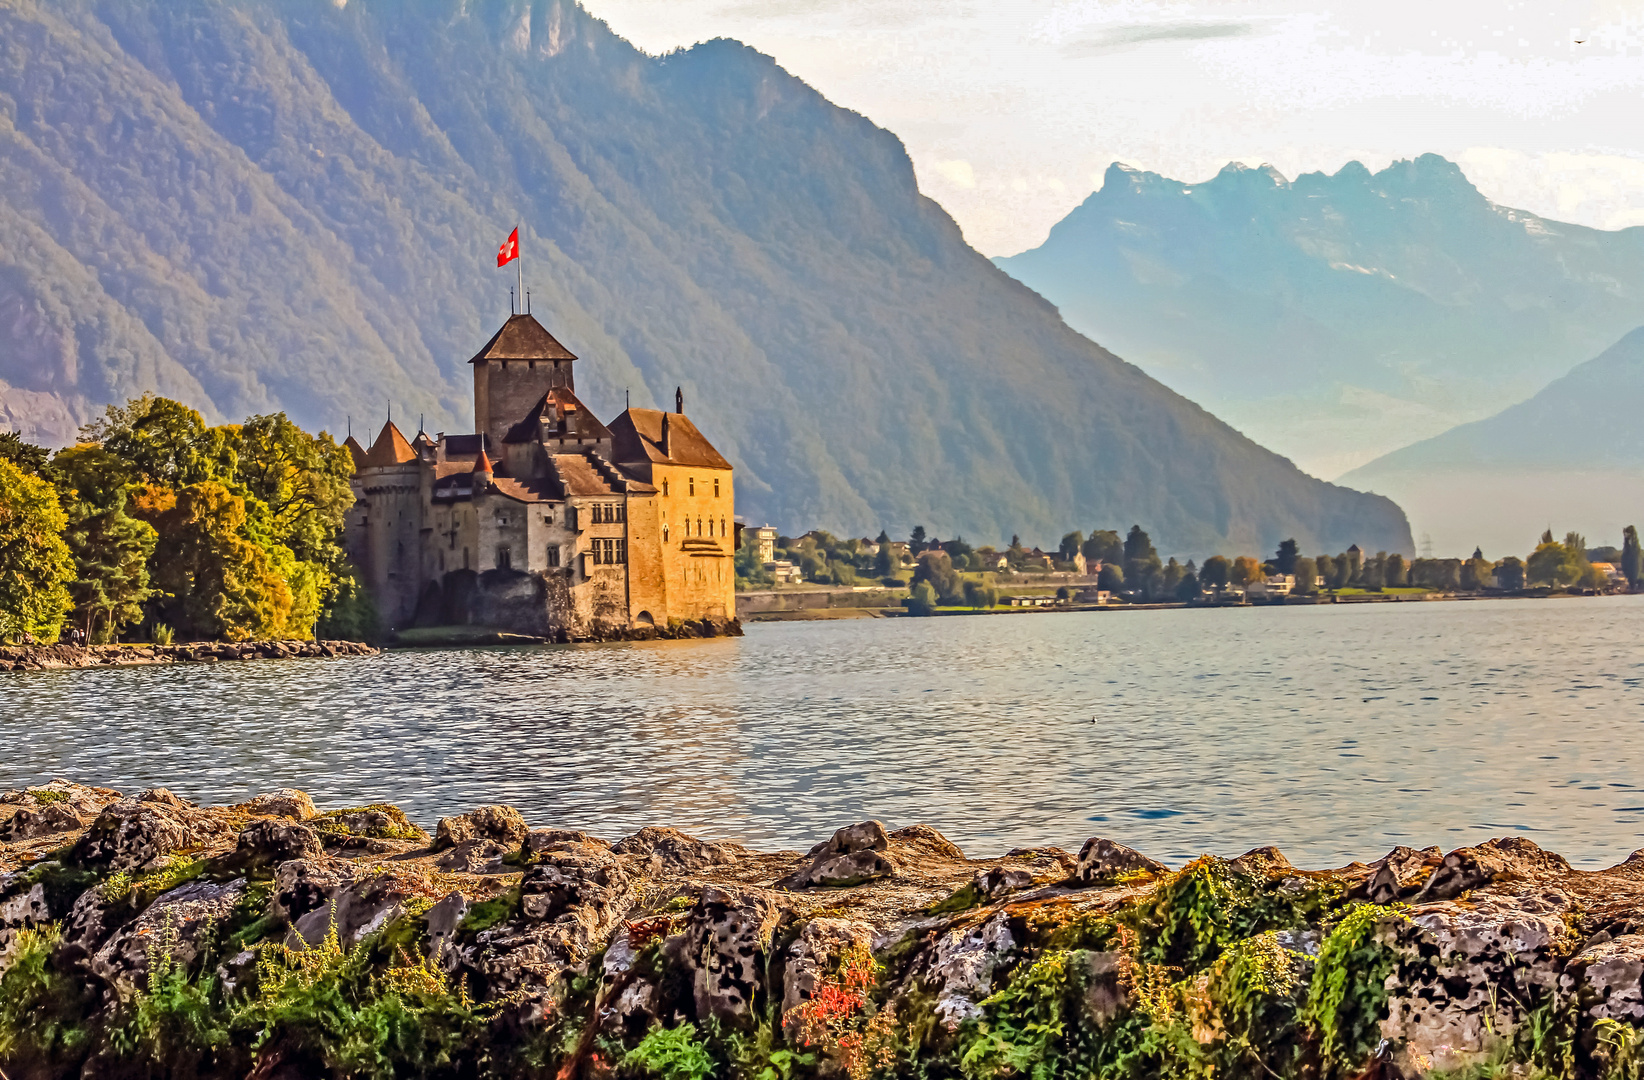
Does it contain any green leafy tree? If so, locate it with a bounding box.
[1231,555,1262,588]
[735,529,772,586]
[1461,550,1493,591]
[234,413,353,565]
[64,493,158,643]
[1097,563,1124,592]
[1526,536,1572,586]
[82,394,235,488]
[1082,529,1123,565]
[1160,556,1186,597]
[1384,553,1407,587]
[0,460,74,643]
[139,483,291,641]
[1293,557,1317,595]
[910,525,926,547]
[1174,571,1201,602]
[1123,525,1161,597]
[1623,526,1641,589]
[0,431,50,475]
[906,580,937,616]
[1272,538,1299,575]
[1496,556,1526,590]
[1314,553,1336,591]
[1200,555,1230,590]
[912,550,961,604]
[1058,531,1083,562]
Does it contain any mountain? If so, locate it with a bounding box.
[1340,327,1644,557]
[995,158,1644,480]
[0,0,1409,556]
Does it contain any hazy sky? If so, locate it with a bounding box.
[592,0,1644,255]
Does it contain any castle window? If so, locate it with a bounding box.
[721,517,727,536]
[689,477,695,496]
[463,547,470,570]
[497,546,511,569]
[707,518,714,537]
[616,502,626,523]
[663,524,670,542]
[714,478,720,498]
[697,516,703,536]
[663,480,669,497]
[547,545,561,568]
[616,538,627,564]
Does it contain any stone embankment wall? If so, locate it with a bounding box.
[4,781,1644,1079]
[0,640,377,672]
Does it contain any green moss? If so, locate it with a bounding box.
[311,802,425,841]
[25,788,70,805]
[925,881,986,915]
[98,855,207,904]
[457,887,521,934]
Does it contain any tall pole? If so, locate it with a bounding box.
[517,222,524,316]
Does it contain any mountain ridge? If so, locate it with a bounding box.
[995,154,1644,481]
[0,0,1410,555]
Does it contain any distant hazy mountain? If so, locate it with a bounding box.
[1340,327,1644,557]
[995,158,1644,480]
[0,0,1409,555]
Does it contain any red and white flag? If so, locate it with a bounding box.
[497,227,520,267]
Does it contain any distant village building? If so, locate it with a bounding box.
[345,313,738,640]
[752,526,779,564]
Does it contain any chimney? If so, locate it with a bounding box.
[675,386,684,414]
[660,413,671,458]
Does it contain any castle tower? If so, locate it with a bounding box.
[468,313,578,451]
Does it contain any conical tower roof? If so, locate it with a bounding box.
[467,313,577,363]
[360,420,416,469]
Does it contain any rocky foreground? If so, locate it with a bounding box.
[0,641,377,672]
[4,783,1644,1080]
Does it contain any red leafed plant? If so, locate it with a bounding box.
[784,944,898,1080]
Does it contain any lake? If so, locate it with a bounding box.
[5,596,1643,868]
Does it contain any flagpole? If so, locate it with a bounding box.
[517,222,523,316]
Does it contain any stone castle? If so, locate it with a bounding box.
[344,313,738,640]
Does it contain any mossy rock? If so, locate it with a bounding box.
[310,803,427,842]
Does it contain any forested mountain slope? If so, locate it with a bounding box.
[996,159,1644,481]
[0,0,1410,554]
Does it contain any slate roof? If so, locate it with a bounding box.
[343,435,367,470]
[503,387,612,444]
[609,408,732,470]
[467,313,577,364]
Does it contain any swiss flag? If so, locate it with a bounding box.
[497,227,520,267]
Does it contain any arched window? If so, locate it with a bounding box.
[547,545,561,568]
[721,517,727,536]
[707,518,714,537]
[663,524,670,542]
[663,480,669,497]
[697,516,703,536]
[497,546,511,570]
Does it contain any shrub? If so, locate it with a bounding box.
[621,1023,715,1080]
[0,923,92,1070]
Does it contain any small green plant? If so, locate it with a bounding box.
[152,622,174,645]
[1304,904,1406,1075]
[25,787,70,805]
[0,923,91,1068]
[310,803,425,840]
[99,855,207,904]
[457,887,521,933]
[925,880,986,915]
[621,1023,716,1080]
[109,915,229,1073]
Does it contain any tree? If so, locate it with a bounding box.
[1097,563,1124,592]
[1058,531,1084,562]
[912,550,961,604]
[910,525,927,547]
[1200,555,1230,590]
[1161,557,1185,597]
[1344,547,1364,584]
[234,413,353,565]
[1123,525,1161,597]
[1174,571,1201,603]
[83,394,235,488]
[1293,557,1317,595]
[1496,556,1526,590]
[64,493,157,642]
[140,482,291,641]
[906,581,937,616]
[735,529,773,587]
[831,562,857,586]
[874,543,894,577]
[0,460,74,643]
[1231,556,1263,588]
[1273,539,1299,575]
[1384,553,1407,587]
[0,431,49,475]
[1083,530,1123,566]
[1461,552,1493,592]
[1623,526,1641,589]
[1526,538,1571,587]
[1314,554,1336,591]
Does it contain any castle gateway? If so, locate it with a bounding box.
[345,314,738,640]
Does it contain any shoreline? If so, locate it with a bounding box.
[0,639,377,672]
[3,779,1643,1079]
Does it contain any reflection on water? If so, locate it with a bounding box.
[5,597,1644,868]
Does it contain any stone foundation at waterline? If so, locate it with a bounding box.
[0,640,377,672]
[5,781,1644,1079]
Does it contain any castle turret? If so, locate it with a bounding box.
[469,313,578,452]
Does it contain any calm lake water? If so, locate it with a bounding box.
[5,596,1644,869]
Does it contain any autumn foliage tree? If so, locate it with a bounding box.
[0,460,74,643]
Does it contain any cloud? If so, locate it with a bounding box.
[1062,21,1258,58]
[930,159,977,189]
